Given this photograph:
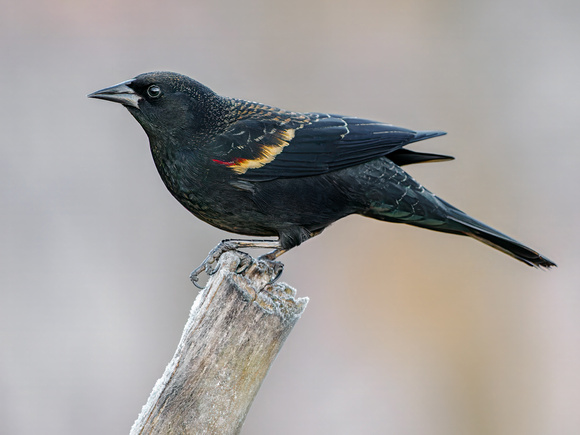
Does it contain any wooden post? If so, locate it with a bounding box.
[130,251,308,435]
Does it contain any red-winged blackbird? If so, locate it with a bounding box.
[89,71,555,282]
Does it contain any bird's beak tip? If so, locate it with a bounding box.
[88,80,141,109]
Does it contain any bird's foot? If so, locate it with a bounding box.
[255,258,284,284]
[190,239,282,289]
[190,241,251,288]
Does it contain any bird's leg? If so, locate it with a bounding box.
[190,238,282,289]
[257,227,324,261]
[253,227,324,277]
[258,248,287,261]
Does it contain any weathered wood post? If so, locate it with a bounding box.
[130,251,308,434]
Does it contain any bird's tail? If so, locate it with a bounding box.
[438,202,556,269]
[359,159,555,269]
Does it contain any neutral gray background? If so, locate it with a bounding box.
[1,1,579,434]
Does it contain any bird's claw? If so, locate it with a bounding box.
[189,267,206,289]
[256,258,284,284]
[269,261,284,284]
[190,242,232,288]
[189,242,257,289]
[235,251,254,274]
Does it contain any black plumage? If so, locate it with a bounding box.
[89,71,555,277]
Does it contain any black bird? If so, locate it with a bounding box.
[89,71,555,282]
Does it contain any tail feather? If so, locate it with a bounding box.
[447,215,556,269]
[360,158,555,269]
[409,130,447,143]
[389,149,455,166]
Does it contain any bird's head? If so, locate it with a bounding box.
[88,71,225,139]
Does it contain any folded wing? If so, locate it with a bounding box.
[210,108,449,181]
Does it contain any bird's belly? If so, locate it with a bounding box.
[169,175,357,237]
[175,190,277,237]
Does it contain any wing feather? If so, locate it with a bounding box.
[210,105,447,181]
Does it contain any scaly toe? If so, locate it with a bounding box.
[235,252,254,274]
[269,261,284,283]
[256,259,284,284]
[189,268,205,289]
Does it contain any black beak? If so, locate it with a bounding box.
[88,80,140,109]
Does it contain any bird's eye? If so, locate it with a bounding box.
[147,85,162,98]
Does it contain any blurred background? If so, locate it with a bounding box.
[1,0,579,434]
